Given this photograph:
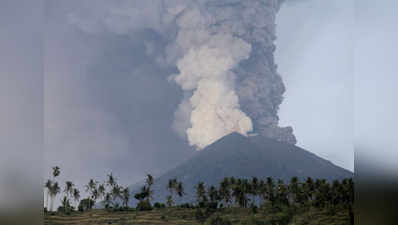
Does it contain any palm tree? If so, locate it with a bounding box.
[85,179,98,210]
[107,173,117,187]
[44,179,52,210]
[62,181,74,212]
[92,188,100,207]
[49,182,60,211]
[73,188,80,207]
[208,185,218,205]
[276,179,288,206]
[196,182,207,206]
[219,178,231,207]
[104,193,112,209]
[166,195,174,207]
[145,174,154,201]
[146,174,154,187]
[176,182,185,201]
[98,184,106,202]
[251,177,259,206]
[52,166,60,179]
[61,196,71,213]
[232,182,246,208]
[304,177,315,203]
[265,177,275,206]
[122,187,130,208]
[64,181,74,199]
[167,178,177,206]
[111,185,122,207]
[289,177,299,205]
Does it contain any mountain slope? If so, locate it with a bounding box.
[129,133,353,204]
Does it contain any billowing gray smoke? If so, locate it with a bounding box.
[69,0,296,149]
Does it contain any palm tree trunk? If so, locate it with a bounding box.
[45,190,49,210]
[50,195,54,212]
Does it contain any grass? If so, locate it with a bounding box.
[44,206,351,225]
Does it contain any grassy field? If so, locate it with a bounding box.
[44,206,351,225]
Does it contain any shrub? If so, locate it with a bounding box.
[78,198,94,212]
[250,204,258,214]
[136,200,153,211]
[195,208,208,223]
[209,216,232,225]
[179,203,194,208]
[207,202,218,210]
[269,212,292,225]
[154,202,166,209]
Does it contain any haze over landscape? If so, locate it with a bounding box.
[43,0,354,206]
[5,1,398,224]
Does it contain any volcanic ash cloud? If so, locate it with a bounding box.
[173,30,253,149]
[68,0,296,150]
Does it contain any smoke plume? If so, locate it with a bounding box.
[69,0,296,149]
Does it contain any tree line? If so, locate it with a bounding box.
[44,166,354,225]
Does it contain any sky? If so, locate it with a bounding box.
[0,0,43,210]
[4,0,398,210]
[276,0,354,171]
[354,0,398,173]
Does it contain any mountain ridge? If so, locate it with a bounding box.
[129,132,353,205]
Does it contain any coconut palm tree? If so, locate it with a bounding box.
[73,188,80,207]
[98,184,106,201]
[219,177,232,207]
[104,193,112,209]
[166,195,173,207]
[304,177,315,203]
[64,181,74,199]
[111,185,122,207]
[265,177,275,206]
[145,174,154,201]
[61,196,71,213]
[289,177,300,205]
[44,179,52,210]
[92,188,100,207]
[49,182,60,211]
[107,173,117,187]
[62,181,74,212]
[276,179,289,206]
[176,182,184,202]
[167,179,177,206]
[208,185,218,205]
[196,182,207,206]
[232,182,244,207]
[122,187,130,208]
[85,179,98,210]
[250,177,259,206]
[52,166,60,179]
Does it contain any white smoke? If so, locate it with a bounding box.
[171,9,253,149]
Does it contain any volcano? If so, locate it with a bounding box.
[129,132,353,204]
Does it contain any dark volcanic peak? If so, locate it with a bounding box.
[129,133,353,205]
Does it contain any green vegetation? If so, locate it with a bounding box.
[44,167,354,225]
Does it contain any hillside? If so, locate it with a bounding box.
[129,133,353,204]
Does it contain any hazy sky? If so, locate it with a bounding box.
[354,0,398,172]
[277,0,354,171]
[0,0,43,208]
